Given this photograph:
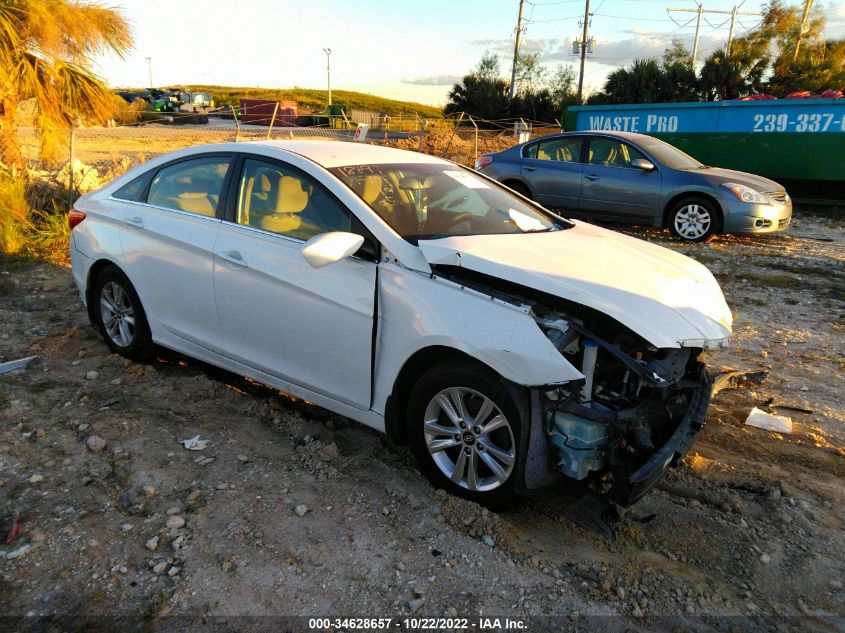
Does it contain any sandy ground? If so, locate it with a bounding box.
[0,214,843,632]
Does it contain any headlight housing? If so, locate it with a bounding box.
[722,182,770,204]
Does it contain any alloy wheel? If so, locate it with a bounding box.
[674,204,712,240]
[99,281,136,347]
[423,387,515,492]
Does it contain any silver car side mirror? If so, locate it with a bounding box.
[301,231,365,268]
[632,158,656,171]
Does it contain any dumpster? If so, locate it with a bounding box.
[239,99,297,126]
[564,100,845,202]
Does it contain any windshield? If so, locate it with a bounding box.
[330,163,570,242]
[636,137,703,170]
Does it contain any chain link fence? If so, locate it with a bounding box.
[4,111,561,213]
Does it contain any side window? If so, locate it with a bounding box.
[588,138,646,168]
[113,170,153,202]
[535,137,583,163]
[523,143,539,159]
[147,157,231,216]
[237,158,351,241]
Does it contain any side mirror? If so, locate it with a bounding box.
[632,158,656,171]
[301,231,365,268]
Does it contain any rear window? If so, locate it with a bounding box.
[113,171,153,202]
[146,157,231,217]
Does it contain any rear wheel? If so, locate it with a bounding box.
[668,197,721,242]
[93,266,153,361]
[505,180,532,200]
[407,362,522,510]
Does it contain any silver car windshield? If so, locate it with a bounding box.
[636,138,703,170]
[331,163,570,242]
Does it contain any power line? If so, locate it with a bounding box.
[667,4,763,64]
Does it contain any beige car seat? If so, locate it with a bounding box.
[258,175,308,234]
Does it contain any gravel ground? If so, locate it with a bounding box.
[0,214,843,631]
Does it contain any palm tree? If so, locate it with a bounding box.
[0,0,133,168]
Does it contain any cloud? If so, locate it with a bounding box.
[541,32,726,66]
[471,37,560,57]
[404,74,463,86]
[470,29,733,73]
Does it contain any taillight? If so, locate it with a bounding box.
[475,155,493,170]
[68,209,86,230]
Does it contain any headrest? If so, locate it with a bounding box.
[276,176,308,214]
[361,174,382,205]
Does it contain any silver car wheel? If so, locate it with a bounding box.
[99,281,136,348]
[674,204,711,239]
[423,387,515,492]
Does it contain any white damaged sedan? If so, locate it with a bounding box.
[69,141,731,508]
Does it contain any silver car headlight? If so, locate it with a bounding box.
[722,182,770,205]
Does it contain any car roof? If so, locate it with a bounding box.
[535,130,656,143]
[247,140,451,168]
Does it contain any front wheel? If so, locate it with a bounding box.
[407,362,522,509]
[668,197,721,242]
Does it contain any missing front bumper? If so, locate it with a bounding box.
[518,365,711,507]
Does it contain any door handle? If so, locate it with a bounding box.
[215,250,248,267]
[584,174,600,181]
[524,166,538,172]
[123,216,144,229]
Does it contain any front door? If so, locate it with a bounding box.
[213,156,376,409]
[580,137,662,220]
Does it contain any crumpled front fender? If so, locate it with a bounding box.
[372,264,584,416]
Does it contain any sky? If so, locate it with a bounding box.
[94,0,845,107]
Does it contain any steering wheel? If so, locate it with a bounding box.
[441,194,468,212]
[443,212,475,230]
[424,212,475,235]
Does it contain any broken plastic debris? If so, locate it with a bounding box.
[745,407,792,434]
[180,435,209,451]
[0,356,37,375]
[711,369,768,398]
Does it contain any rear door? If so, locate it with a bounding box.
[213,155,377,409]
[520,136,584,211]
[112,153,233,351]
[580,137,662,220]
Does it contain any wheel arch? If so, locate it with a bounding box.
[85,259,128,325]
[662,191,724,231]
[501,177,533,199]
[383,346,510,446]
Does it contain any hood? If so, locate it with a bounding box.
[696,167,784,193]
[418,222,732,349]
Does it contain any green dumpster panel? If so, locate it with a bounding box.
[651,132,845,182]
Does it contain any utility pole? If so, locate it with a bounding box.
[668,5,763,65]
[576,0,591,105]
[727,5,738,57]
[793,0,814,62]
[508,0,526,101]
[691,4,703,67]
[145,57,153,89]
[322,48,332,107]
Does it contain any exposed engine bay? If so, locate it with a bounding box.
[433,264,712,506]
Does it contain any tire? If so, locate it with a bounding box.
[93,266,154,361]
[506,181,532,200]
[407,362,522,510]
[668,197,721,242]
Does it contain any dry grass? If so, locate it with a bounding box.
[0,171,70,263]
